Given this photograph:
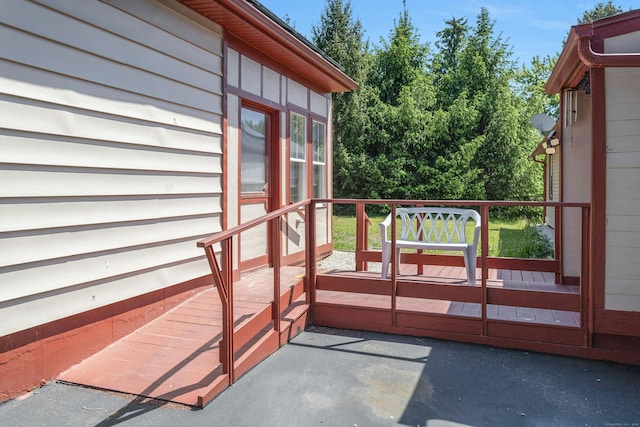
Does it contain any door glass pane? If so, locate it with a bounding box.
[241,108,267,193]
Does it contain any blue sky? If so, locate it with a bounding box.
[259,0,639,66]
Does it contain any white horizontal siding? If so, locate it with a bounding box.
[605,247,640,279]
[0,168,221,198]
[603,295,640,312]
[0,239,209,304]
[1,132,221,173]
[1,216,219,268]
[106,0,223,57]
[0,25,221,114]
[606,170,640,200]
[11,0,223,88]
[1,196,221,233]
[0,0,224,335]
[0,96,221,153]
[607,199,640,215]
[0,59,221,134]
[0,258,211,336]
[606,231,640,249]
[605,66,640,312]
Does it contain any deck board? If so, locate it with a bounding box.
[60,266,305,406]
[59,261,582,407]
[317,264,580,328]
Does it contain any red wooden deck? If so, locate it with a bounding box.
[58,261,581,407]
[316,264,580,327]
[59,266,307,407]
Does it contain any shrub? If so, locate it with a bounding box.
[517,223,553,259]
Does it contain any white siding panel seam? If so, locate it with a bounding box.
[0,227,219,270]
[0,59,222,133]
[1,132,223,173]
[1,162,221,179]
[0,254,208,306]
[0,210,221,235]
[102,0,224,55]
[0,194,222,233]
[0,257,212,336]
[0,94,223,150]
[1,4,224,85]
[0,25,222,114]
[0,168,222,198]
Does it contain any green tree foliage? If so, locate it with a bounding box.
[311,1,586,216]
[578,1,626,23]
[515,54,559,119]
[368,6,429,106]
[311,0,370,200]
[432,17,468,108]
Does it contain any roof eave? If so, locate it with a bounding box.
[546,30,585,94]
[179,0,358,93]
[546,9,640,94]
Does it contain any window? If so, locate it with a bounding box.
[312,121,326,198]
[240,107,267,193]
[290,112,306,202]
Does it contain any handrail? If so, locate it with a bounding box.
[325,198,590,342]
[198,197,592,397]
[318,198,589,208]
[197,199,310,248]
[197,198,313,391]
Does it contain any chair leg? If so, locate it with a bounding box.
[381,244,391,279]
[464,248,477,286]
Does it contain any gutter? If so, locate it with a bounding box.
[576,27,640,68]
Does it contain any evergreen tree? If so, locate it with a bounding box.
[432,17,468,109]
[515,55,559,120]
[312,0,370,199]
[368,2,429,106]
[579,1,626,23]
[311,2,548,211]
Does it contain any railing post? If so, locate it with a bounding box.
[306,201,317,320]
[555,205,563,284]
[219,237,235,384]
[480,204,489,337]
[581,206,592,347]
[416,208,424,276]
[390,203,397,326]
[355,202,366,271]
[272,216,281,337]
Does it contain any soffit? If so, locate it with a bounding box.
[546,9,640,94]
[178,0,357,93]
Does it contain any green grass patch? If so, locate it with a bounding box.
[332,215,553,258]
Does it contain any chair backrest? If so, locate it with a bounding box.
[395,208,480,244]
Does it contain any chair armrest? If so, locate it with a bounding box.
[380,214,392,244]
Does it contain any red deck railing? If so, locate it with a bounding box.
[315,199,591,351]
[198,198,591,394]
[197,200,313,391]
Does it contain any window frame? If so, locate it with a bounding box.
[289,111,307,203]
[312,119,327,200]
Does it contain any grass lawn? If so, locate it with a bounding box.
[332,215,551,258]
